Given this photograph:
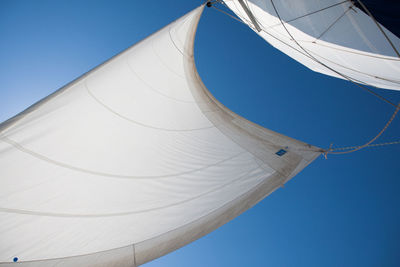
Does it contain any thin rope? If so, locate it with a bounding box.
[330,140,400,151]
[212,5,246,25]
[326,102,400,155]
[356,0,400,58]
[277,0,349,26]
[292,140,400,153]
[313,4,354,42]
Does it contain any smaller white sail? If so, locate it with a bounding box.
[224,0,400,91]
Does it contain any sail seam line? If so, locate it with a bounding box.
[132,170,286,265]
[303,47,400,85]
[0,172,282,265]
[125,59,199,104]
[0,136,246,180]
[168,26,189,57]
[151,33,186,79]
[132,244,136,267]
[85,83,215,132]
[0,159,264,217]
[300,40,400,61]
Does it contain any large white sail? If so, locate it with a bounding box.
[0,5,320,266]
[224,0,400,90]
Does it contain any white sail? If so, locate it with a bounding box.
[0,5,320,266]
[224,0,400,90]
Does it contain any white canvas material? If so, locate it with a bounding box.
[225,0,400,90]
[0,5,320,266]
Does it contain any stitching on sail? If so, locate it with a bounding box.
[132,244,136,267]
[301,40,400,61]
[304,48,400,85]
[132,170,285,263]
[125,58,198,104]
[168,19,191,57]
[0,136,245,180]
[85,83,215,132]
[273,31,399,88]
[0,157,264,217]
[151,29,186,79]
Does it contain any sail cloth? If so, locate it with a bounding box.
[0,5,320,266]
[224,0,400,91]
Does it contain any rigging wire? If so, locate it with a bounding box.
[211,5,245,24]
[330,140,400,152]
[267,0,350,28]
[356,0,400,58]
[294,140,400,154]
[313,4,354,42]
[326,102,400,155]
[211,0,400,155]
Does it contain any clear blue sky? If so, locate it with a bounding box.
[1,1,399,266]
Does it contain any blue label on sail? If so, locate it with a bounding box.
[275,149,287,156]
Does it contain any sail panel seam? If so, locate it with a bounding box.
[126,58,199,104]
[85,83,215,132]
[0,136,246,180]
[300,40,400,61]
[151,33,186,79]
[0,157,264,217]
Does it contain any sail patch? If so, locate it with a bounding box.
[275,149,287,156]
